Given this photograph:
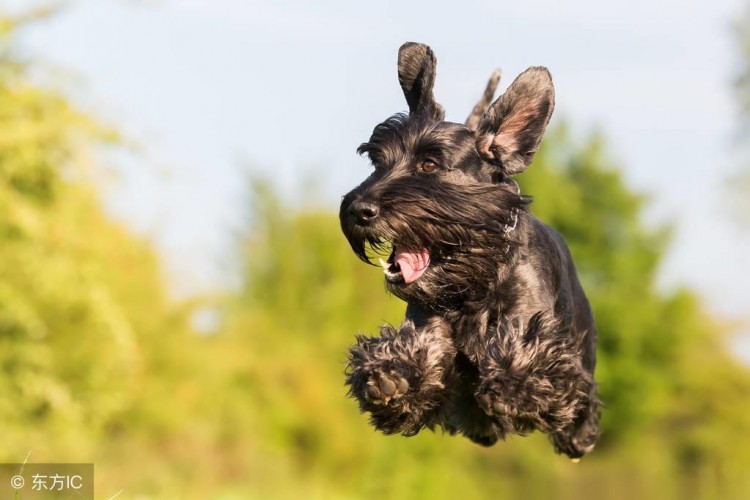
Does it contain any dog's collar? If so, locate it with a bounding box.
[503,208,519,237]
[501,179,521,252]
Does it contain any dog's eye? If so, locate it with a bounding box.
[418,160,438,173]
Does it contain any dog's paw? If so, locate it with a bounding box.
[476,371,549,417]
[365,369,410,404]
[345,322,456,435]
[475,313,592,435]
[474,375,551,435]
[477,390,518,418]
[552,431,597,459]
[551,400,601,459]
[349,360,435,436]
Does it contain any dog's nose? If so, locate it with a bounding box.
[350,201,380,224]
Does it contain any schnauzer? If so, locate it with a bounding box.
[340,42,600,459]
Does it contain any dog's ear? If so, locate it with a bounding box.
[475,67,554,175]
[398,42,444,120]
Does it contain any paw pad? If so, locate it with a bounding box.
[365,371,409,404]
[478,391,517,417]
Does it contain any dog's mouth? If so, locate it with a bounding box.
[377,246,430,284]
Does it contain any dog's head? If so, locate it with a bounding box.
[340,42,554,309]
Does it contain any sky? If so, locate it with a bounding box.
[7,0,750,352]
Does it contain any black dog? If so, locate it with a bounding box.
[340,42,600,459]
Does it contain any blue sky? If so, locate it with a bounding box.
[8,0,750,351]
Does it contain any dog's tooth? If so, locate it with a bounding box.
[379,258,398,278]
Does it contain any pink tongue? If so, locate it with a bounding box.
[395,248,430,284]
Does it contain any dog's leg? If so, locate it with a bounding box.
[346,318,455,436]
[550,390,601,459]
[551,325,601,459]
[475,314,594,447]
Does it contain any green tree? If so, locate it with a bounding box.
[0,8,191,472]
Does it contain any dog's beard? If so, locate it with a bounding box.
[340,179,529,310]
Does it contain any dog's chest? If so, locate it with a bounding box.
[445,286,554,364]
[448,309,511,365]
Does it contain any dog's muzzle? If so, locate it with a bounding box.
[343,197,431,285]
[348,200,380,225]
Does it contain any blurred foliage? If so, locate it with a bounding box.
[0,9,147,449]
[2,7,750,500]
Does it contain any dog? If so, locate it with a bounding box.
[340,42,600,459]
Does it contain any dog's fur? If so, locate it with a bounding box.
[340,43,600,458]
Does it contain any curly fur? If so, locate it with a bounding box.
[346,320,455,435]
[341,42,601,459]
[475,313,591,434]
